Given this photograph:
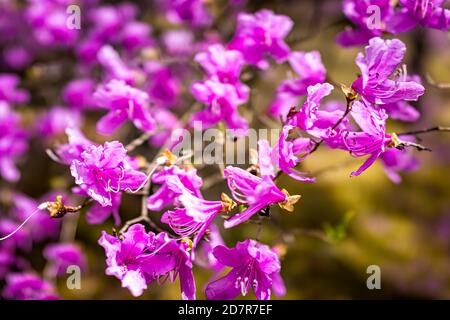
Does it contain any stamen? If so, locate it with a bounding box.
[0,203,47,241]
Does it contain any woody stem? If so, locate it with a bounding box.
[397,126,450,136]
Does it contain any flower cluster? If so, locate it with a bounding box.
[337,0,449,47]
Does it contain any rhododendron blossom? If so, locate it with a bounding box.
[352,37,425,105]
[70,141,147,206]
[205,239,284,300]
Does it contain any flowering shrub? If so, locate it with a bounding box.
[0,0,449,300]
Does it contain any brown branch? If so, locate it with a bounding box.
[397,126,450,136]
[125,132,152,152]
[426,73,450,89]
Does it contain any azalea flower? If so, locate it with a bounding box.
[205,239,284,300]
[97,45,136,84]
[191,78,248,134]
[332,101,394,176]
[0,102,28,182]
[94,79,155,135]
[229,9,293,69]
[44,243,87,276]
[148,165,203,212]
[70,141,147,206]
[0,74,29,104]
[98,224,195,299]
[194,224,225,272]
[25,0,80,47]
[161,176,235,248]
[162,0,212,27]
[337,0,395,47]
[119,21,154,53]
[55,127,95,165]
[194,44,249,101]
[390,0,450,33]
[270,51,327,117]
[352,37,425,105]
[258,125,314,182]
[144,62,181,109]
[223,166,300,228]
[62,78,96,110]
[3,273,59,300]
[287,83,350,141]
[380,75,422,122]
[36,106,83,137]
[380,137,419,183]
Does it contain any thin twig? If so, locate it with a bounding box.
[397,126,450,136]
[126,132,152,152]
[426,73,450,89]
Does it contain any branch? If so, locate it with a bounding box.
[126,132,152,152]
[426,73,450,89]
[397,126,450,136]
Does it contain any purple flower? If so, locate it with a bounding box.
[44,243,87,277]
[161,176,233,249]
[205,239,282,300]
[97,45,136,85]
[337,0,395,47]
[162,29,194,57]
[3,46,33,70]
[144,62,182,108]
[55,128,95,165]
[258,125,315,182]
[73,179,123,225]
[195,44,249,100]
[36,106,83,137]
[0,74,29,105]
[85,191,122,225]
[194,224,225,272]
[352,37,425,105]
[119,21,154,53]
[61,136,132,222]
[390,0,450,33]
[0,102,28,182]
[149,109,182,147]
[87,4,137,40]
[382,100,420,122]
[0,247,16,276]
[148,165,203,212]
[380,74,422,122]
[98,224,195,299]
[191,78,248,134]
[287,83,350,140]
[338,1,449,46]
[270,51,327,117]
[162,0,212,27]
[94,79,155,135]
[380,136,419,183]
[333,101,393,176]
[70,141,147,206]
[25,0,79,47]
[62,79,96,110]
[223,166,298,228]
[3,273,58,300]
[228,9,293,69]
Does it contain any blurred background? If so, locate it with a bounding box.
[0,0,449,299]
